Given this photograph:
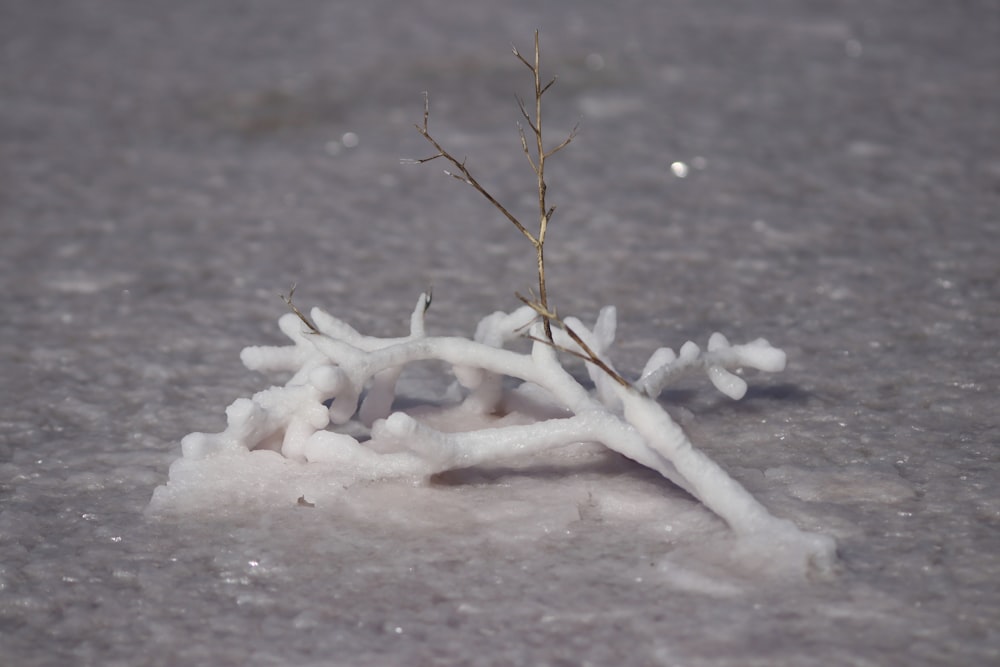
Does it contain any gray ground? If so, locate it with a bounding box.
[2,1,998,665]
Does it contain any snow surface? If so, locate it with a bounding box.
[2,0,999,664]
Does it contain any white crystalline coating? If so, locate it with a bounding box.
[708,365,748,400]
[304,429,430,476]
[679,341,700,361]
[151,295,835,577]
[737,338,787,372]
[592,306,617,348]
[707,332,729,352]
[308,365,346,394]
[640,347,676,380]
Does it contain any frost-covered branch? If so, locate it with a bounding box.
[161,295,835,574]
[636,333,787,400]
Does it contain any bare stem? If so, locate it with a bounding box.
[512,30,578,341]
[409,31,624,384]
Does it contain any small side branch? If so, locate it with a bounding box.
[280,285,319,335]
[411,93,536,246]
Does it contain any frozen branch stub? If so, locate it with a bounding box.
[150,293,836,577]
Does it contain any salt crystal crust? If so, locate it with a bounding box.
[151,294,836,575]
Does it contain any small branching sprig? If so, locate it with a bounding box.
[408,33,574,333]
[407,31,625,383]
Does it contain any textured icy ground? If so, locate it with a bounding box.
[2,0,999,664]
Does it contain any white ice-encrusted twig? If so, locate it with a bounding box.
[166,295,835,573]
[636,333,787,400]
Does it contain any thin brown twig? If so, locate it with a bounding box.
[413,94,536,246]
[280,284,320,335]
[409,33,626,387]
[411,30,576,344]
